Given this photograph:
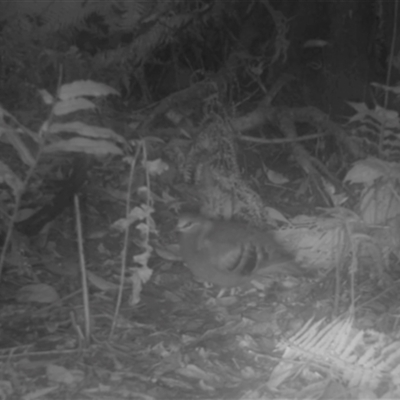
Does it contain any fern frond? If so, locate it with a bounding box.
[268,317,400,395]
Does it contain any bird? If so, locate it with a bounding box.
[177,213,302,288]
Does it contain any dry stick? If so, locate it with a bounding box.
[347,227,358,317]
[110,142,142,338]
[74,194,91,343]
[332,227,345,317]
[141,139,153,269]
[379,0,398,155]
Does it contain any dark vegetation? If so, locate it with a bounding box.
[0,1,400,399]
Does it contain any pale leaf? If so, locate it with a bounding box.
[87,271,119,291]
[49,122,123,142]
[46,364,83,385]
[53,98,95,116]
[59,80,119,101]
[145,159,169,176]
[267,168,289,184]
[16,283,60,303]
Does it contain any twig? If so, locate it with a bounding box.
[74,194,91,344]
[110,142,142,337]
